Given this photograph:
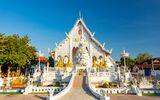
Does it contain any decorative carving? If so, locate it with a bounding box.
[56,56,64,68]
[92,56,97,67]
[67,58,73,68]
[56,55,73,71]
[78,29,82,35]
[74,38,79,42]
[75,43,90,67]
[97,56,108,68]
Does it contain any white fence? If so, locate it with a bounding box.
[142,89,160,94]
[86,69,142,100]
[23,86,61,94]
[94,87,127,94]
[48,73,75,100]
[88,71,118,82]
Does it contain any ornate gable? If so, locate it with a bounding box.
[52,18,115,65]
[68,18,111,55]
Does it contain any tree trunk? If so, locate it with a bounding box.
[7,65,11,77]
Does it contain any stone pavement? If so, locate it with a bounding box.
[0,94,47,100]
[110,95,160,100]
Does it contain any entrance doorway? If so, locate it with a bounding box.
[72,47,78,67]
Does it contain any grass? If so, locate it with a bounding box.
[0,92,22,94]
[53,82,60,87]
[143,93,160,96]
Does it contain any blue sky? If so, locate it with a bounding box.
[0,0,160,60]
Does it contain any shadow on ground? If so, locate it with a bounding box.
[34,95,46,100]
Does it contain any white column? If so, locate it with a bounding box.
[54,51,57,61]
[69,37,72,61]
[47,62,49,72]
[89,43,92,65]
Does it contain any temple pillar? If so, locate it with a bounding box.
[54,51,57,61]
[89,43,92,66]
[47,62,49,72]
[69,37,72,61]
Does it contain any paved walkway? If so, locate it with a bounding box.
[58,73,97,100]
[0,94,47,100]
[110,95,160,100]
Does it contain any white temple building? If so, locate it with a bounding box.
[51,17,115,72]
[25,17,154,99]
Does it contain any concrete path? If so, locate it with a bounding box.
[0,94,47,100]
[110,95,160,100]
[58,73,97,100]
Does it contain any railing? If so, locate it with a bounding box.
[48,73,75,100]
[23,86,61,94]
[142,89,160,94]
[86,70,106,100]
[93,87,128,94]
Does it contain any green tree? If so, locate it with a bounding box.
[48,56,54,67]
[136,53,152,64]
[157,57,160,61]
[0,33,7,75]
[120,57,136,69]
[0,34,37,76]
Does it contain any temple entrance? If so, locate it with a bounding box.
[72,47,78,68]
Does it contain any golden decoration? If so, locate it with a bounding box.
[10,77,26,88]
[56,56,64,68]
[67,58,73,68]
[78,29,82,35]
[92,56,97,67]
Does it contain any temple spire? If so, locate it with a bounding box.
[79,11,82,19]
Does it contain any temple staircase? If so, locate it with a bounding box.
[58,70,96,100]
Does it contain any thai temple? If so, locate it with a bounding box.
[1,16,159,100]
[51,17,115,72]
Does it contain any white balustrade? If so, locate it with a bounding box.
[86,70,106,100]
[23,86,61,94]
[48,73,75,100]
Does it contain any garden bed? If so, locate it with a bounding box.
[143,93,160,96]
[0,92,22,94]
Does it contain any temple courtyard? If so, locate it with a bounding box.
[0,94,159,100]
[1,73,159,100]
